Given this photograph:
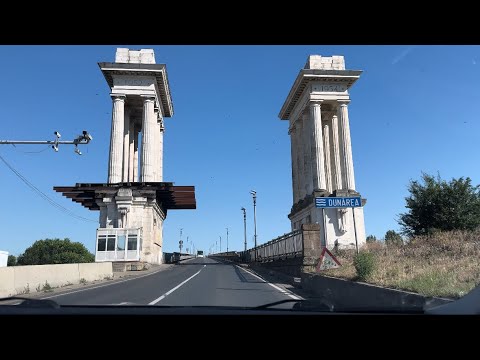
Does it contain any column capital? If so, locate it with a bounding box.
[337,100,351,106]
[110,93,126,101]
[310,100,324,107]
[141,94,156,102]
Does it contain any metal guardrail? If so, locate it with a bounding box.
[163,252,194,264]
[237,229,303,263]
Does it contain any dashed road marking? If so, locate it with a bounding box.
[148,265,206,305]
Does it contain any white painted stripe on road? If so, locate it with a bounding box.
[148,265,206,305]
[236,265,303,300]
[40,267,168,300]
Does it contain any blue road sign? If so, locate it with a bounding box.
[315,196,362,208]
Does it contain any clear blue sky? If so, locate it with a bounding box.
[1,45,480,256]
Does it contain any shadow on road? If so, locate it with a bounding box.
[234,265,264,283]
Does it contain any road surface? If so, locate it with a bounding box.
[40,257,301,308]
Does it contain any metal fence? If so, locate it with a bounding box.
[238,229,303,263]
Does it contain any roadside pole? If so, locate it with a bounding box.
[352,207,359,254]
[322,208,327,247]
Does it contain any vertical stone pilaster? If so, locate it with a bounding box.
[133,125,139,182]
[302,113,314,196]
[338,101,356,190]
[310,101,327,191]
[157,114,164,182]
[331,114,343,190]
[323,122,332,193]
[128,120,135,182]
[108,94,126,183]
[140,95,156,182]
[122,109,130,182]
[296,117,306,200]
[289,124,299,203]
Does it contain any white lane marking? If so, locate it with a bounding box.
[148,265,206,305]
[41,267,168,299]
[236,265,303,300]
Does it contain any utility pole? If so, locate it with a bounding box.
[226,227,229,253]
[241,207,247,252]
[250,190,257,261]
[0,131,93,155]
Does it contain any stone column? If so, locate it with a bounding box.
[133,125,139,182]
[296,117,306,200]
[122,109,130,182]
[152,109,158,182]
[108,94,126,183]
[323,122,332,193]
[331,114,343,190]
[338,101,356,191]
[141,95,156,182]
[289,124,299,203]
[302,113,313,196]
[158,116,164,182]
[128,120,135,182]
[310,101,327,191]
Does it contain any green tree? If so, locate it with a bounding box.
[398,173,480,237]
[366,235,377,243]
[16,238,94,265]
[384,230,403,246]
[7,255,16,266]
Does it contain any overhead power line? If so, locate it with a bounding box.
[0,152,97,223]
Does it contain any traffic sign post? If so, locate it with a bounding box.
[315,196,363,254]
[352,209,359,255]
[322,208,327,247]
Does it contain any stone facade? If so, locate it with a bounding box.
[279,55,366,250]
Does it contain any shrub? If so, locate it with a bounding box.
[353,251,376,281]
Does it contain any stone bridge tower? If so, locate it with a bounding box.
[54,48,196,266]
[279,55,366,249]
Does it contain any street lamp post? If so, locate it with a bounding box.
[219,235,222,253]
[241,207,247,252]
[250,190,257,261]
[226,228,229,253]
[179,228,183,253]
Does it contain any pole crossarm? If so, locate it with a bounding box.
[1,131,93,154]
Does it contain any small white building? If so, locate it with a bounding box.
[0,251,9,267]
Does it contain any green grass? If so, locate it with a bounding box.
[322,229,480,299]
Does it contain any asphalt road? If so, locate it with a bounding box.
[40,257,301,309]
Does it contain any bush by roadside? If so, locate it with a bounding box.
[325,229,480,299]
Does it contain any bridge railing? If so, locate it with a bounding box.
[237,229,303,263]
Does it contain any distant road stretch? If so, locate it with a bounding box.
[40,257,301,308]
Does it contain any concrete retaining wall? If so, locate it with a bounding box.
[78,263,113,282]
[253,258,303,277]
[301,273,452,310]
[0,262,113,298]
